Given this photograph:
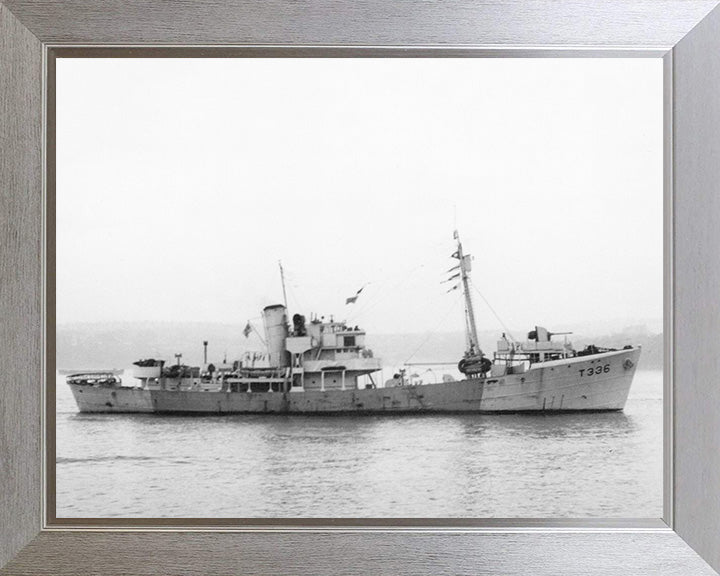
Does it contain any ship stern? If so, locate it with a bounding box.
[68,384,154,413]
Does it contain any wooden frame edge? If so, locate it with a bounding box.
[0,2,43,569]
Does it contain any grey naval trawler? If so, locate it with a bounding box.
[67,232,640,414]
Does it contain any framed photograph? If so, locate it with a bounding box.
[2,2,720,575]
[52,55,663,523]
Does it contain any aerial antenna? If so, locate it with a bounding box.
[278,260,289,312]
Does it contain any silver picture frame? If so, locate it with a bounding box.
[2,1,720,574]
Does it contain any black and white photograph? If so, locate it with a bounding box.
[55,57,663,519]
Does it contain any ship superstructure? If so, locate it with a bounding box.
[95,305,381,400]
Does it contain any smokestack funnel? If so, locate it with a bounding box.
[262,305,289,368]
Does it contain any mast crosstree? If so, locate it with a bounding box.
[452,230,481,357]
[449,230,490,375]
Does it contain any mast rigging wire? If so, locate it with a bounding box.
[468,279,517,343]
[344,263,426,324]
[403,297,463,365]
[345,238,451,323]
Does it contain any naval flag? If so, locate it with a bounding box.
[243,321,252,338]
[345,286,365,305]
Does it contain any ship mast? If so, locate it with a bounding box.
[278,260,289,312]
[453,230,482,357]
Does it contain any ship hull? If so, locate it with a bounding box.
[69,348,640,414]
[69,384,155,413]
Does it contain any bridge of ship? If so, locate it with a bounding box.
[285,320,381,392]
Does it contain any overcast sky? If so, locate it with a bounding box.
[56,58,662,335]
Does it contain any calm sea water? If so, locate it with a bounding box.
[55,370,662,518]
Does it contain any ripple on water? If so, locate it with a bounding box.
[55,371,663,518]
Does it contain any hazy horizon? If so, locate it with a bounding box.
[56,315,663,334]
[56,319,663,373]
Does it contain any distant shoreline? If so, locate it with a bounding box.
[56,322,663,372]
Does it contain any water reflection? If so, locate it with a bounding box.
[458,411,637,440]
[56,372,662,518]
